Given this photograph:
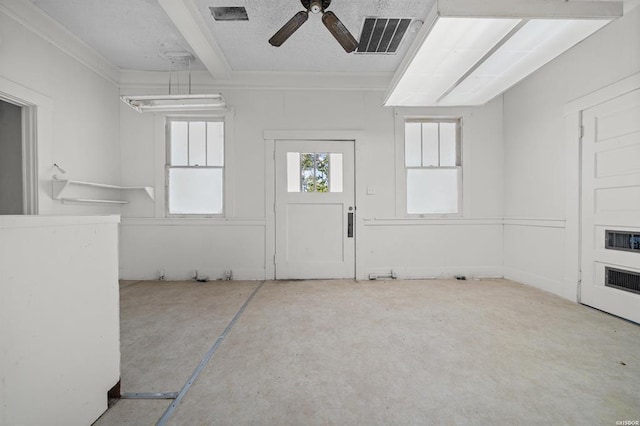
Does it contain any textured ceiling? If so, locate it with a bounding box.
[30,0,206,71]
[195,0,432,72]
[28,0,434,74]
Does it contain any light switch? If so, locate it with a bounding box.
[367,186,375,195]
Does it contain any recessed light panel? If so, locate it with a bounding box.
[384,0,623,107]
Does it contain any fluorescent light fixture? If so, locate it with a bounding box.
[121,94,227,113]
[385,0,623,107]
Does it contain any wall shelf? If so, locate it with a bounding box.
[52,178,155,205]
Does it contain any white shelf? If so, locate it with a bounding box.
[61,198,129,205]
[52,178,155,205]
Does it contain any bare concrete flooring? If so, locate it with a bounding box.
[94,279,640,425]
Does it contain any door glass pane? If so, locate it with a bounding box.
[291,152,341,193]
[315,153,329,193]
[206,122,224,166]
[287,152,301,192]
[329,153,343,193]
[440,122,457,166]
[407,168,459,214]
[301,153,315,192]
[405,122,421,166]
[169,168,223,214]
[188,122,206,166]
[170,121,188,166]
[422,123,439,166]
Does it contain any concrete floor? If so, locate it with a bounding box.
[95,279,640,425]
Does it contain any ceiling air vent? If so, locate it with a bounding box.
[605,267,640,295]
[210,7,249,21]
[605,230,640,253]
[356,18,412,54]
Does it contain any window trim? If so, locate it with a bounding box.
[395,112,463,217]
[161,112,233,218]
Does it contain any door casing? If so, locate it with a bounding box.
[264,130,363,280]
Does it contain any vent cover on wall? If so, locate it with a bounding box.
[356,18,412,54]
[605,267,640,295]
[605,230,640,253]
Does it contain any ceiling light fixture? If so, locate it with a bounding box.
[121,53,227,113]
[384,0,623,107]
[121,94,226,113]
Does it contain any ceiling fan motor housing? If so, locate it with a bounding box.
[301,0,331,13]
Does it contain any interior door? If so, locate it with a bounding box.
[580,88,640,323]
[275,140,355,279]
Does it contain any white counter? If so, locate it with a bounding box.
[0,215,120,426]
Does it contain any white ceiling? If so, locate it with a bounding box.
[29,0,434,74]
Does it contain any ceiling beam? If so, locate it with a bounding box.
[157,0,232,80]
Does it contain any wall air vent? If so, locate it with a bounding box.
[356,18,412,54]
[605,230,640,253]
[605,267,640,295]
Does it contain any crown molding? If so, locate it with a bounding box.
[0,0,120,85]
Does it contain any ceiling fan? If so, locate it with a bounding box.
[269,0,358,53]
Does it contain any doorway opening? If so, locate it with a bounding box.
[0,95,38,215]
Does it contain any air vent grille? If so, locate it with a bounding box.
[605,230,640,253]
[356,18,412,54]
[605,267,640,295]
[210,7,249,21]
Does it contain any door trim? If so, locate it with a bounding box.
[0,77,50,215]
[264,130,363,280]
[561,72,640,302]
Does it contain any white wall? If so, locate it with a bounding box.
[0,215,120,426]
[0,99,23,214]
[503,5,640,300]
[0,7,123,425]
[0,4,121,215]
[119,82,504,280]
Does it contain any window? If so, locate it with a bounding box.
[166,119,224,215]
[286,152,343,193]
[405,119,461,214]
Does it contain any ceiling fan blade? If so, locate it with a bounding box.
[321,11,358,53]
[269,11,309,47]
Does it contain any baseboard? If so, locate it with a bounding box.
[119,267,266,281]
[358,266,504,281]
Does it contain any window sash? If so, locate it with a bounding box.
[166,166,224,216]
[166,118,225,216]
[167,118,224,167]
[406,167,461,215]
[404,119,461,168]
[404,118,462,215]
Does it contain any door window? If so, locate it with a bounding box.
[286,152,343,193]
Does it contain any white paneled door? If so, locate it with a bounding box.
[275,140,355,279]
[581,88,640,323]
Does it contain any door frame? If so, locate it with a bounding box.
[564,72,640,303]
[264,130,363,280]
[1,76,54,215]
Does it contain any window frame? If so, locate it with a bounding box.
[396,114,463,217]
[165,116,226,218]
